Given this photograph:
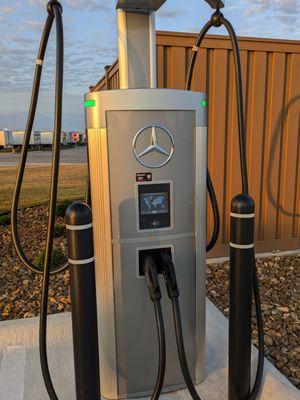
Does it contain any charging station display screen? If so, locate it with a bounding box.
[138,183,171,230]
[140,192,168,215]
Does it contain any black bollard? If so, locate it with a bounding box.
[65,202,100,400]
[229,194,255,400]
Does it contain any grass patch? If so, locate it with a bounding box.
[53,223,66,238]
[0,214,11,227]
[0,164,87,213]
[33,248,67,271]
[56,199,74,218]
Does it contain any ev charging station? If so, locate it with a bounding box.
[11,1,266,400]
[86,88,207,397]
[85,3,207,396]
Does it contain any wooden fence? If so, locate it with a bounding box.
[91,31,300,257]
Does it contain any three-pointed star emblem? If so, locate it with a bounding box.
[137,126,170,158]
[132,124,175,169]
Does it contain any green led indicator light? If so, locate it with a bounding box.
[202,100,207,107]
[84,99,96,108]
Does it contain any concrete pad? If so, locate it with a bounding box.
[0,313,75,400]
[0,346,26,400]
[0,300,299,400]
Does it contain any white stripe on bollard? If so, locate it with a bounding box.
[230,242,254,249]
[230,212,255,219]
[66,223,93,231]
[68,256,95,265]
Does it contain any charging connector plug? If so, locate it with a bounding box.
[143,254,162,302]
[142,254,166,400]
[161,252,179,299]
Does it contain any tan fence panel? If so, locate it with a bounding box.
[92,32,300,257]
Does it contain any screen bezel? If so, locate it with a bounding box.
[135,180,173,232]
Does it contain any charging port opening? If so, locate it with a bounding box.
[138,247,172,277]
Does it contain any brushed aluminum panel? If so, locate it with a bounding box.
[106,110,195,240]
[112,237,197,397]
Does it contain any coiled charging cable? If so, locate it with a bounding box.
[11,1,67,276]
[186,7,264,400]
[143,254,167,400]
[11,1,65,399]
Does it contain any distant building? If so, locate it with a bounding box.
[0,130,86,148]
[12,130,34,147]
[0,130,13,149]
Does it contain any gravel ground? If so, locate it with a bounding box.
[0,205,71,319]
[207,257,300,389]
[0,205,299,389]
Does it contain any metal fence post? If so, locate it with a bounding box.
[65,202,100,400]
[104,65,111,90]
[229,194,255,400]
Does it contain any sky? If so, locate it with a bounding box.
[0,0,299,131]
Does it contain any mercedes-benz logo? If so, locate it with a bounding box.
[133,125,175,169]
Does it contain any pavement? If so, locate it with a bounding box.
[0,299,299,400]
[0,147,87,166]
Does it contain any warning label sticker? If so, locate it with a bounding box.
[136,173,152,182]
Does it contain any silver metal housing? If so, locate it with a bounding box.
[117,9,157,89]
[116,0,166,89]
[85,88,207,399]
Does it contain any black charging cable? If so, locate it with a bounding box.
[39,3,64,399]
[185,19,220,254]
[161,252,203,400]
[206,170,220,252]
[11,1,64,399]
[11,1,67,276]
[143,254,166,400]
[186,8,264,400]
